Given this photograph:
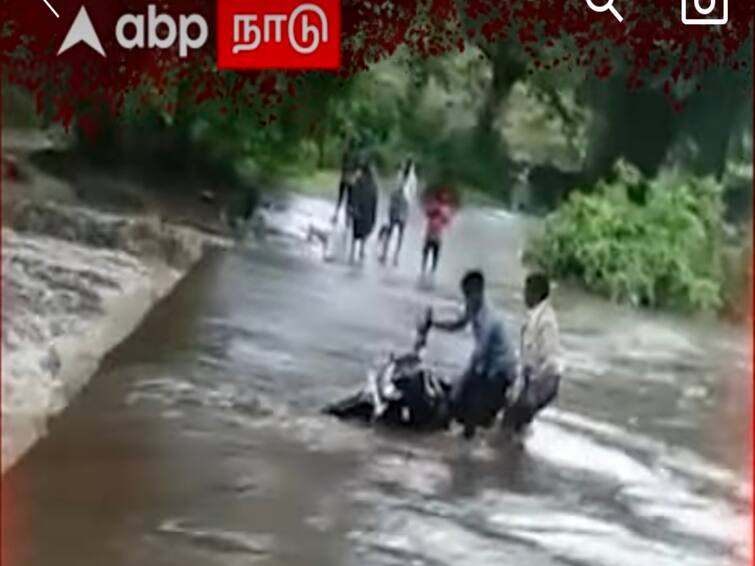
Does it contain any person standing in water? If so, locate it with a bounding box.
[421,186,454,276]
[349,157,379,263]
[379,158,417,266]
[426,270,518,439]
[501,272,562,438]
[332,135,361,228]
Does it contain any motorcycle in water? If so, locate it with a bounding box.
[323,312,453,431]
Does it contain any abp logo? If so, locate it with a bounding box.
[57,4,208,58]
[216,0,340,70]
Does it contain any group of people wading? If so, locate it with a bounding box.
[329,135,563,441]
[330,136,455,275]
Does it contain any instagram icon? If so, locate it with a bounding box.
[681,0,728,25]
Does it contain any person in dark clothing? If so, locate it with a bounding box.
[426,270,518,439]
[349,158,379,263]
[332,136,361,227]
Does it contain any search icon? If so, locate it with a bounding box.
[586,0,624,21]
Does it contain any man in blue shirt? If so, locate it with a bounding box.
[427,270,518,439]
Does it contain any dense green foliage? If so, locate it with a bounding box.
[2,83,41,128]
[524,161,749,315]
[8,32,748,206]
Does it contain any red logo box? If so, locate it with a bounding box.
[217,0,340,70]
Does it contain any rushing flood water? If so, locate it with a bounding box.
[2,195,751,566]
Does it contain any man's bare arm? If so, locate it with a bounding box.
[431,308,469,332]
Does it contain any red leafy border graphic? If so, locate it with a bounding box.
[1,0,752,123]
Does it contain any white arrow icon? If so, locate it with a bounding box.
[58,6,106,57]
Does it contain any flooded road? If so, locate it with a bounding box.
[3,196,751,566]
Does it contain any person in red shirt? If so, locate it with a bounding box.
[422,187,455,275]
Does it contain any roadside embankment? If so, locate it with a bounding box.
[2,138,231,473]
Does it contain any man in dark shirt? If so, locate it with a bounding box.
[332,136,361,226]
[348,157,378,263]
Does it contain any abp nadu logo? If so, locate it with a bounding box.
[57,1,341,70]
[216,0,341,69]
[58,5,208,58]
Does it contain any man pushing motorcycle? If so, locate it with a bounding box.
[326,269,561,442]
[424,270,518,440]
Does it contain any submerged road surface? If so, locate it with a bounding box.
[2,196,752,566]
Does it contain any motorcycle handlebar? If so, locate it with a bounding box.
[413,323,431,353]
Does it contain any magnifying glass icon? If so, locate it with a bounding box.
[585,0,624,22]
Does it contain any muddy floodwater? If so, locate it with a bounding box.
[2,196,751,566]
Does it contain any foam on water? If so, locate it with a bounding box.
[2,228,184,470]
[158,518,275,558]
[526,417,748,560]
